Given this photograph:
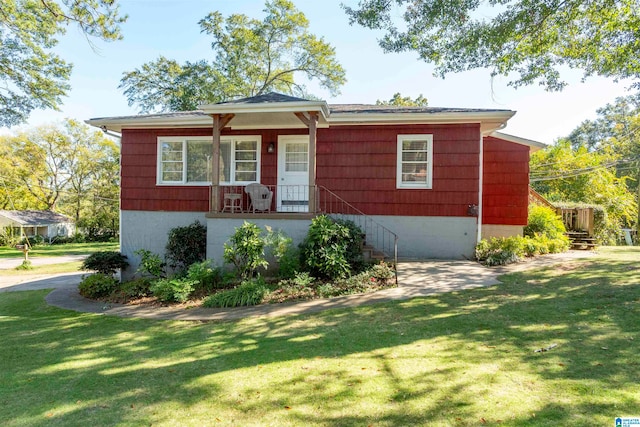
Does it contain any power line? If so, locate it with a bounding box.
[530,158,639,182]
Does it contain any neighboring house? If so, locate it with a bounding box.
[87,92,544,277]
[0,210,75,242]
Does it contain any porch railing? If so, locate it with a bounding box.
[210,184,399,270]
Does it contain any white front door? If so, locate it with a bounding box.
[277,135,309,212]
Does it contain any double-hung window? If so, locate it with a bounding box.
[158,136,261,185]
[397,134,433,189]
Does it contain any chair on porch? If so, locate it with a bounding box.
[245,183,273,213]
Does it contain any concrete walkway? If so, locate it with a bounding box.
[5,251,597,321]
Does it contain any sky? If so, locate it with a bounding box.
[4,0,636,144]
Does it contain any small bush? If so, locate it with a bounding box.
[165,221,207,273]
[317,283,338,298]
[264,227,299,278]
[264,272,316,303]
[186,260,222,293]
[202,278,268,308]
[369,261,396,283]
[475,236,525,266]
[118,277,153,299]
[150,277,197,303]
[15,260,33,270]
[81,251,129,275]
[524,205,566,239]
[134,249,166,278]
[0,229,20,247]
[277,246,300,279]
[79,273,119,299]
[299,215,364,280]
[476,234,570,266]
[223,222,268,279]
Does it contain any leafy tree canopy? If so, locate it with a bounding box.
[120,0,346,113]
[0,0,127,127]
[376,92,428,106]
[344,0,640,91]
[0,119,120,237]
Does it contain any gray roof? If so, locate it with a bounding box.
[89,110,206,122]
[328,104,512,114]
[215,92,313,105]
[0,210,73,226]
[88,92,513,123]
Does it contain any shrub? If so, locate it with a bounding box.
[202,277,268,308]
[223,222,268,279]
[369,261,396,283]
[22,235,44,246]
[118,277,153,299]
[165,221,207,273]
[81,251,129,275]
[186,260,222,293]
[334,218,366,272]
[134,249,166,278]
[299,215,364,280]
[475,236,525,266]
[264,227,299,278]
[277,246,300,279]
[0,228,20,247]
[79,273,119,299]
[15,260,33,270]
[150,277,197,303]
[476,234,571,266]
[524,205,566,239]
[317,283,338,298]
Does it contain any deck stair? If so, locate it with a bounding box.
[566,231,597,250]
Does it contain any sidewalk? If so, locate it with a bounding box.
[39,250,597,321]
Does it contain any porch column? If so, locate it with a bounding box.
[210,113,235,213]
[295,111,319,213]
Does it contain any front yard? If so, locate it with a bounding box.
[0,242,119,259]
[0,247,638,426]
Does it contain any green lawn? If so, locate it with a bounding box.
[0,242,119,259]
[0,247,638,426]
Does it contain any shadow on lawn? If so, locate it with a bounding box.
[1,253,638,426]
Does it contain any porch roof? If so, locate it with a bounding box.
[86,92,515,134]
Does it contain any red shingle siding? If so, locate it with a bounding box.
[316,124,480,217]
[482,136,530,225]
[120,124,483,216]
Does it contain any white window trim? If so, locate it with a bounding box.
[396,134,433,189]
[156,136,261,186]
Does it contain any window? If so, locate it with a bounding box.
[158,136,261,185]
[397,134,433,189]
[284,142,308,172]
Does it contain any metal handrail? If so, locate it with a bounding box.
[317,186,398,276]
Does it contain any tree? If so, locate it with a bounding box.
[0,120,120,237]
[566,94,640,231]
[343,0,640,91]
[530,139,637,241]
[0,0,127,127]
[376,92,428,107]
[120,0,346,113]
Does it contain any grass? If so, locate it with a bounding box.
[0,242,119,259]
[0,262,84,276]
[0,247,638,426]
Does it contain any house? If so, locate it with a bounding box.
[0,210,75,243]
[87,93,544,277]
